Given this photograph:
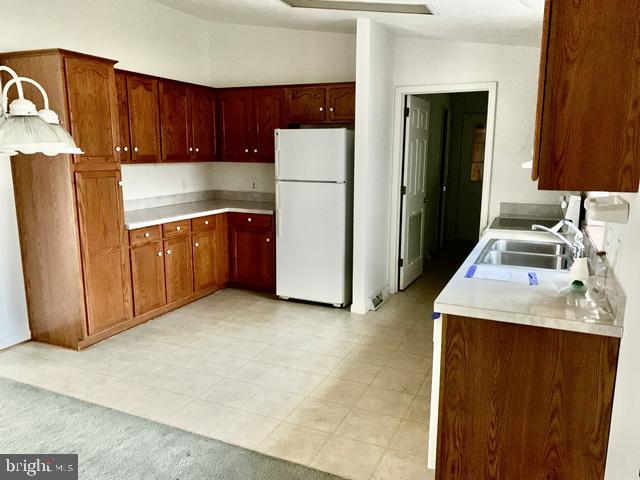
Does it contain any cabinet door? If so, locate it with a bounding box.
[114,71,131,163]
[130,240,166,316]
[159,81,192,163]
[193,229,217,292]
[219,89,253,162]
[64,57,119,165]
[75,170,131,335]
[228,220,275,289]
[127,74,162,163]
[327,85,355,123]
[190,86,217,162]
[534,0,640,191]
[254,88,284,163]
[215,214,229,285]
[164,235,193,303]
[285,87,326,123]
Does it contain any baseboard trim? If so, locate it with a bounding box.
[0,328,31,351]
[350,303,369,315]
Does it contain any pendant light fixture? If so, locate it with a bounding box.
[0,65,79,156]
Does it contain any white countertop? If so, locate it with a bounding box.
[124,199,275,230]
[434,228,623,338]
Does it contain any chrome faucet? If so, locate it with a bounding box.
[532,219,585,259]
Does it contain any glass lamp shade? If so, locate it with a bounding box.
[0,114,66,155]
[41,123,84,156]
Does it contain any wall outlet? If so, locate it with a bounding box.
[251,181,256,190]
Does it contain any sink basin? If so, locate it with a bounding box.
[476,238,573,271]
[487,239,569,256]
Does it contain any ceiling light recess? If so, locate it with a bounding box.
[281,0,433,15]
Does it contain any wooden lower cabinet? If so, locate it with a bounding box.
[75,169,132,336]
[163,235,194,303]
[130,240,166,317]
[228,213,275,291]
[436,315,620,480]
[193,214,229,292]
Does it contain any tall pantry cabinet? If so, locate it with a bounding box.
[0,49,132,349]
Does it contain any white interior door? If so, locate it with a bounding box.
[399,95,429,290]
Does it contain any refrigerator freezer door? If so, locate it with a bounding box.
[275,128,352,182]
[276,181,350,305]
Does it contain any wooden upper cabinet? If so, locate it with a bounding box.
[75,169,131,335]
[534,0,640,191]
[130,240,166,317]
[160,81,192,163]
[219,89,253,162]
[164,234,193,303]
[64,56,119,165]
[254,88,284,163]
[190,86,217,162]
[285,87,326,123]
[114,71,131,164]
[328,86,355,123]
[126,74,162,163]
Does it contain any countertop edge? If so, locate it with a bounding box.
[125,206,274,230]
[433,302,623,338]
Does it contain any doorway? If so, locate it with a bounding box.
[393,84,495,291]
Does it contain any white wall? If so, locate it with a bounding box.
[0,156,30,349]
[352,19,396,314]
[602,195,640,479]
[393,38,560,220]
[208,21,356,87]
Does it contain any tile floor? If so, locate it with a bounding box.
[0,259,461,480]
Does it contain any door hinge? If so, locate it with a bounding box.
[404,107,410,117]
[441,185,447,192]
[401,185,407,195]
[399,258,404,267]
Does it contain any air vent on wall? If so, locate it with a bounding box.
[281,0,433,15]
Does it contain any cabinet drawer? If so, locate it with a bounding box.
[228,212,273,227]
[129,225,162,246]
[163,220,191,237]
[192,215,216,232]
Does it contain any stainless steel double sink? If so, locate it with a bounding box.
[476,239,573,271]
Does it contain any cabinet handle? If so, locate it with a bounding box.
[124,146,129,152]
[118,181,123,187]
[194,242,199,247]
[189,147,193,152]
[329,107,334,112]
[157,251,163,257]
[247,217,252,222]
[166,249,172,255]
[245,148,249,153]
[115,146,121,152]
[144,232,150,238]
[253,148,258,153]
[195,148,199,153]
[266,238,270,243]
[133,147,139,152]
[319,107,324,112]
[204,220,209,225]
[176,226,181,231]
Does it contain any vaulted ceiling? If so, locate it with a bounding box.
[151,0,545,47]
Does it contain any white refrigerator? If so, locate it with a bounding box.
[275,128,354,307]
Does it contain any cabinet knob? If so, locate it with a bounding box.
[118,181,123,187]
[144,232,150,238]
[194,242,199,247]
[176,226,181,231]
[133,147,139,152]
[157,251,163,257]
[266,238,270,243]
[253,148,258,153]
[189,147,193,152]
[247,217,252,222]
[115,146,121,152]
[166,249,172,255]
[245,148,249,153]
[195,148,199,153]
[319,107,324,112]
[124,146,129,152]
[329,107,334,112]
[204,220,209,225]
